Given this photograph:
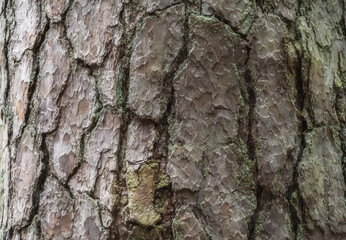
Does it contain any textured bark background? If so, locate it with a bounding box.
[0,0,345,239]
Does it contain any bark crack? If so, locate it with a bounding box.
[65,60,104,185]
[245,45,262,240]
[1,0,12,234]
[26,133,50,236]
[287,45,308,240]
[151,2,190,236]
[245,57,263,240]
[110,3,138,237]
[204,11,248,41]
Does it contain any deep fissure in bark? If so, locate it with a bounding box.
[28,133,50,235]
[245,47,262,240]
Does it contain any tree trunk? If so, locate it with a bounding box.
[0,0,345,239]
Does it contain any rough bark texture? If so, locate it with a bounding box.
[0,0,345,239]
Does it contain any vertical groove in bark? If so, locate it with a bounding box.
[1,0,11,232]
[29,133,49,236]
[111,2,136,237]
[288,48,308,240]
[157,1,190,235]
[19,18,50,137]
[245,46,261,240]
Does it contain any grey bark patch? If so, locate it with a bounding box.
[84,217,101,240]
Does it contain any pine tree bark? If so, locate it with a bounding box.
[0,0,345,239]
